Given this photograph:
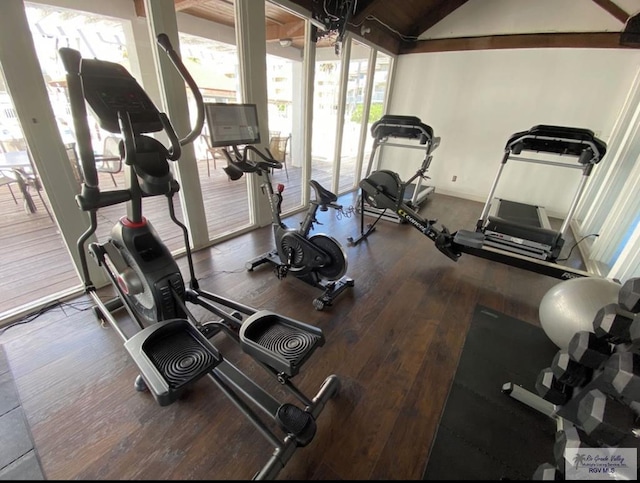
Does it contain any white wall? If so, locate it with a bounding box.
[421,0,630,40]
[387,47,640,217]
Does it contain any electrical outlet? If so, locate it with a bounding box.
[452,175,457,182]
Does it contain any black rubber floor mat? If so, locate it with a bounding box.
[423,305,560,480]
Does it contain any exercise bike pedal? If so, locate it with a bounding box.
[124,319,221,406]
[239,310,324,377]
[276,403,316,447]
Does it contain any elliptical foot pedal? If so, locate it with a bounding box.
[124,319,221,406]
[276,403,316,447]
[239,310,324,377]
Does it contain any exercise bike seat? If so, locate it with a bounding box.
[310,180,338,208]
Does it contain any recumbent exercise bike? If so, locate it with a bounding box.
[209,104,354,311]
[59,33,339,480]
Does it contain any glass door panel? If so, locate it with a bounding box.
[265,2,307,215]
[361,51,392,183]
[178,32,251,240]
[0,65,76,317]
[310,51,342,191]
[266,54,301,214]
[337,40,370,194]
[28,4,188,252]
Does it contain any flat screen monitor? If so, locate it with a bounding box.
[204,102,261,148]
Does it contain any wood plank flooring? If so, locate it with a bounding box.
[0,190,579,480]
[0,156,335,319]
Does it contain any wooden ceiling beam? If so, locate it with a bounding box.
[408,0,469,38]
[134,0,145,18]
[265,19,306,41]
[135,0,224,18]
[592,0,630,24]
[400,32,637,54]
[174,0,213,12]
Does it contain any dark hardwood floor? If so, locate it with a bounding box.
[0,190,577,480]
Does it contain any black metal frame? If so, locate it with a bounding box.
[355,114,439,226]
[214,113,355,311]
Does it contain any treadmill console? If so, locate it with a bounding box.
[371,115,434,144]
[506,124,606,164]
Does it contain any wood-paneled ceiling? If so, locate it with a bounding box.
[134,0,640,55]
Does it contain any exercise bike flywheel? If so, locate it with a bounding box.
[309,234,347,281]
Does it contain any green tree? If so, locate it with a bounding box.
[350,103,384,124]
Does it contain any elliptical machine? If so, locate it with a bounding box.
[209,103,354,311]
[59,33,339,480]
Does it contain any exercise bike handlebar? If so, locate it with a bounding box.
[223,144,283,176]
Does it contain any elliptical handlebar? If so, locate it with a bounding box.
[156,33,204,149]
[59,47,100,190]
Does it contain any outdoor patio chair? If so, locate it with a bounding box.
[98,136,123,187]
[267,134,290,180]
[0,171,19,204]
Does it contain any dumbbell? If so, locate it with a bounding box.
[592,303,639,344]
[567,331,612,369]
[576,388,638,446]
[532,462,563,480]
[598,351,640,404]
[553,425,597,476]
[536,367,573,405]
[551,349,591,387]
[619,277,640,313]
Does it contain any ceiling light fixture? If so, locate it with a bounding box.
[279,38,293,47]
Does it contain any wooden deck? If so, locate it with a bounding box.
[0,190,585,480]
[0,155,344,320]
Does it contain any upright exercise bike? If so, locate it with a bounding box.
[211,107,354,311]
[59,33,339,480]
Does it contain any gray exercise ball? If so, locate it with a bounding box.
[539,277,621,350]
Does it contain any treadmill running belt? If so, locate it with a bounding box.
[497,200,540,227]
[403,183,430,200]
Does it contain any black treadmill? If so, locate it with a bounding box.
[358,114,439,223]
[476,125,607,261]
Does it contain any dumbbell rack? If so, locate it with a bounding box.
[503,277,640,479]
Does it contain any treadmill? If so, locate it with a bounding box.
[358,114,439,223]
[477,125,607,261]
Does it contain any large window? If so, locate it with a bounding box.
[337,40,371,194]
[28,4,189,251]
[575,68,640,281]
[266,49,304,214]
[178,32,252,240]
[0,1,398,324]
